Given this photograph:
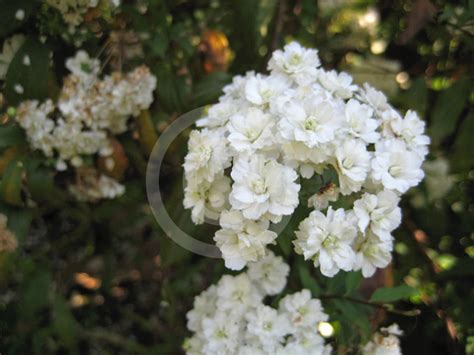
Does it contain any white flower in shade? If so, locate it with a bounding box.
[237,345,267,355]
[246,304,290,352]
[196,100,239,128]
[184,175,231,224]
[227,108,275,153]
[423,157,455,201]
[379,108,403,138]
[353,190,401,241]
[214,210,277,270]
[281,333,331,355]
[363,324,403,355]
[65,50,100,85]
[182,335,204,355]
[215,273,263,312]
[279,96,343,148]
[247,251,290,295]
[186,285,217,332]
[268,42,320,84]
[344,99,380,143]
[391,110,430,157]
[359,83,390,114]
[308,182,340,210]
[334,139,371,195]
[202,312,240,354]
[318,69,357,99]
[354,231,393,277]
[372,139,424,193]
[184,129,231,182]
[244,73,290,107]
[279,289,329,329]
[0,34,25,79]
[294,207,357,277]
[229,155,300,220]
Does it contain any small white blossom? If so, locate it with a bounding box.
[247,251,289,295]
[318,69,357,99]
[294,207,357,277]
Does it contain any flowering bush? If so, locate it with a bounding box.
[184,42,429,277]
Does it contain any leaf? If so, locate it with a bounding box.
[298,263,322,296]
[0,123,25,149]
[192,72,231,106]
[0,0,36,37]
[429,78,471,145]
[4,38,52,105]
[333,299,371,339]
[53,297,79,351]
[370,284,418,303]
[26,166,54,202]
[345,271,363,295]
[0,159,24,206]
[20,269,52,320]
[0,202,32,242]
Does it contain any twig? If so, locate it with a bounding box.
[320,294,421,317]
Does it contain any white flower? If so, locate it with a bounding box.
[214,210,277,270]
[244,73,290,107]
[363,324,403,355]
[353,190,401,241]
[308,182,340,210]
[65,50,100,85]
[294,207,357,277]
[229,154,300,220]
[372,139,424,193]
[186,285,217,332]
[216,273,263,312]
[423,157,455,201]
[354,231,393,277]
[281,333,331,355]
[279,289,329,329]
[227,108,275,153]
[202,312,241,354]
[247,251,290,296]
[268,42,320,85]
[318,69,357,99]
[246,304,290,352]
[344,99,380,143]
[358,83,390,114]
[184,175,231,224]
[334,139,371,195]
[279,95,343,148]
[0,35,25,80]
[196,100,239,128]
[391,110,430,157]
[184,129,231,182]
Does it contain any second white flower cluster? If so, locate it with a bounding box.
[184,251,332,355]
[183,42,429,277]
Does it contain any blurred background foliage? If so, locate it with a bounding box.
[0,0,473,354]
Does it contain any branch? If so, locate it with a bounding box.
[320,294,421,317]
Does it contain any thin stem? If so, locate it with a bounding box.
[320,294,421,317]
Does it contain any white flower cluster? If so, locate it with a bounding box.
[15,50,156,200]
[46,0,121,27]
[363,324,403,355]
[16,50,156,170]
[184,251,332,355]
[183,42,429,276]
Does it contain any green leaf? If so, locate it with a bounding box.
[333,299,371,339]
[429,78,471,145]
[0,123,25,149]
[26,166,54,202]
[345,271,362,295]
[0,0,36,37]
[192,72,231,106]
[53,297,79,351]
[20,269,52,320]
[370,285,418,303]
[0,159,24,206]
[0,202,32,241]
[4,38,52,105]
[298,263,322,296]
